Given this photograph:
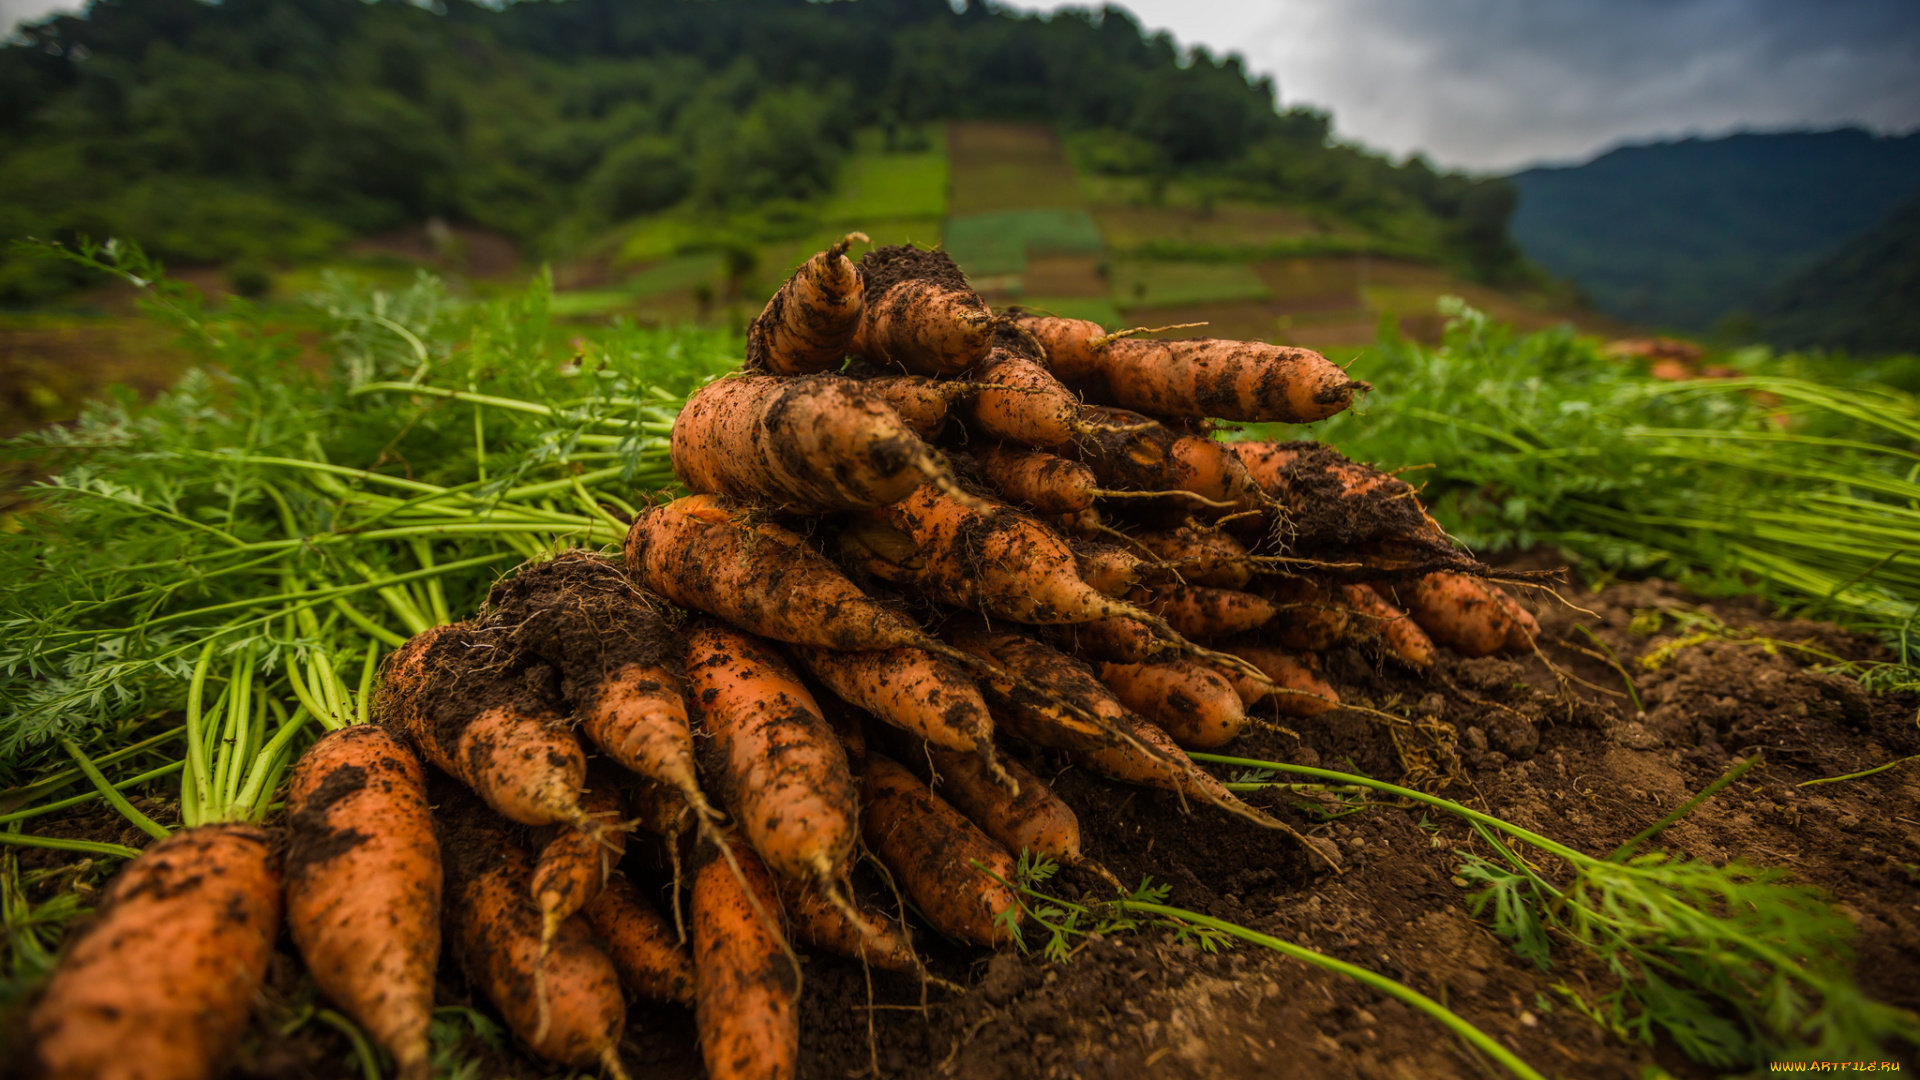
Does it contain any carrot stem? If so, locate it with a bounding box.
[0,831,142,859]
[0,762,186,825]
[60,739,170,841]
[184,641,219,820]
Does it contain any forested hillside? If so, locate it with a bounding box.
[0,0,1522,301]
[1754,192,1920,356]
[1507,129,1920,337]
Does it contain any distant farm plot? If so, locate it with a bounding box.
[1094,201,1358,255]
[823,127,950,224]
[947,122,1083,214]
[944,208,1103,280]
[1110,260,1271,309]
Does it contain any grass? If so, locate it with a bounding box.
[1306,298,1920,636]
[822,127,949,223]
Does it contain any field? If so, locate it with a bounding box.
[1,237,1916,1079]
[1,117,1917,1080]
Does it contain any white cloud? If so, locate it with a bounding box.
[1006,0,1920,171]
[3,0,83,38]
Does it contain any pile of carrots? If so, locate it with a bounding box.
[23,236,1540,1080]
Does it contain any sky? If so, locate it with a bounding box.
[7,0,1918,172]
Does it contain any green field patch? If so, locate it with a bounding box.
[948,121,1084,215]
[627,253,724,299]
[944,210,1103,278]
[1110,260,1271,309]
[824,129,949,223]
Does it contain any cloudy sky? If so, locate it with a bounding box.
[8,0,1918,171]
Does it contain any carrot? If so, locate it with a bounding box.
[847,366,984,440]
[775,875,920,973]
[1128,524,1252,589]
[861,754,1022,947]
[1070,713,1328,856]
[1400,572,1515,658]
[1124,583,1277,641]
[1231,440,1473,568]
[682,622,860,898]
[480,552,719,827]
[1013,314,1366,423]
[627,496,970,657]
[941,622,1134,752]
[531,769,628,949]
[621,774,695,939]
[1262,576,1352,651]
[1489,583,1541,652]
[1216,643,1341,716]
[789,644,1008,786]
[959,340,1092,449]
[441,802,627,1075]
[583,874,695,1006]
[28,825,281,1080]
[379,624,591,830]
[916,741,1087,872]
[1098,661,1248,749]
[284,726,440,1080]
[972,443,1101,514]
[849,244,995,376]
[745,232,868,375]
[1341,583,1437,669]
[693,829,799,1080]
[670,373,961,513]
[1063,615,1169,665]
[851,483,1182,632]
[971,444,1193,516]
[1074,541,1149,598]
[1055,506,1103,538]
[1075,405,1262,508]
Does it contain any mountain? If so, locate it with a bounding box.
[1506,129,1920,333]
[1753,192,1920,356]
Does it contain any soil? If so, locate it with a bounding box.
[6,570,1917,1078]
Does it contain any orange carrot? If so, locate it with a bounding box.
[480,552,719,827]
[1400,572,1514,658]
[28,825,281,1080]
[683,622,860,897]
[1098,661,1248,749]
[941,622,1132,752]
[670,373,959,512]
[1263,577,1351,651]
[1075,405,1262,507]
[918,742,1085,869]
[972,443,1102,514]
[1125,583,1277,641]
[379,624,590,830]
[1063,615,1171,665]
[1216,643,1341,716]
[1014,314,1365,423]
[1075,542,1150,598]
[285,726,440,1080]
[531,770,628,948]
[583,874,695,1007]
[861,754,1022,947]
[693,829,797,1080]
[1231,440,1471,567]
[849,244,995,375]
[1341,583,1437,669]
[960,341,1092,449]
[848,368,984,440]
[775,875,920,973]
[442,804,627,1074]
[1488,583,1541,652]
[628,496,968,658]
[790,644,1007,784]
[745,232,867,375]
[1128,524,1252,589]
[1069,713,1309,840]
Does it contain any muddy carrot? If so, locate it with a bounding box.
[745,232,867,375]
[861,754,1022,947]
[1400,572,1515,658]
[285,726,440,1080]
[1216,643,1341,716]
[584,874,695,1006]
[693,829,798,1080]
[1342,583,1437,669]
[1098,661,1248,749]
[850,244,995,375]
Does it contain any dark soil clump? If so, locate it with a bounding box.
[859,245,978,301]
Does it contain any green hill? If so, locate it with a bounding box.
[0,0,1522,303]
[1753,192,1920,356]
[1506,129,1920,334]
